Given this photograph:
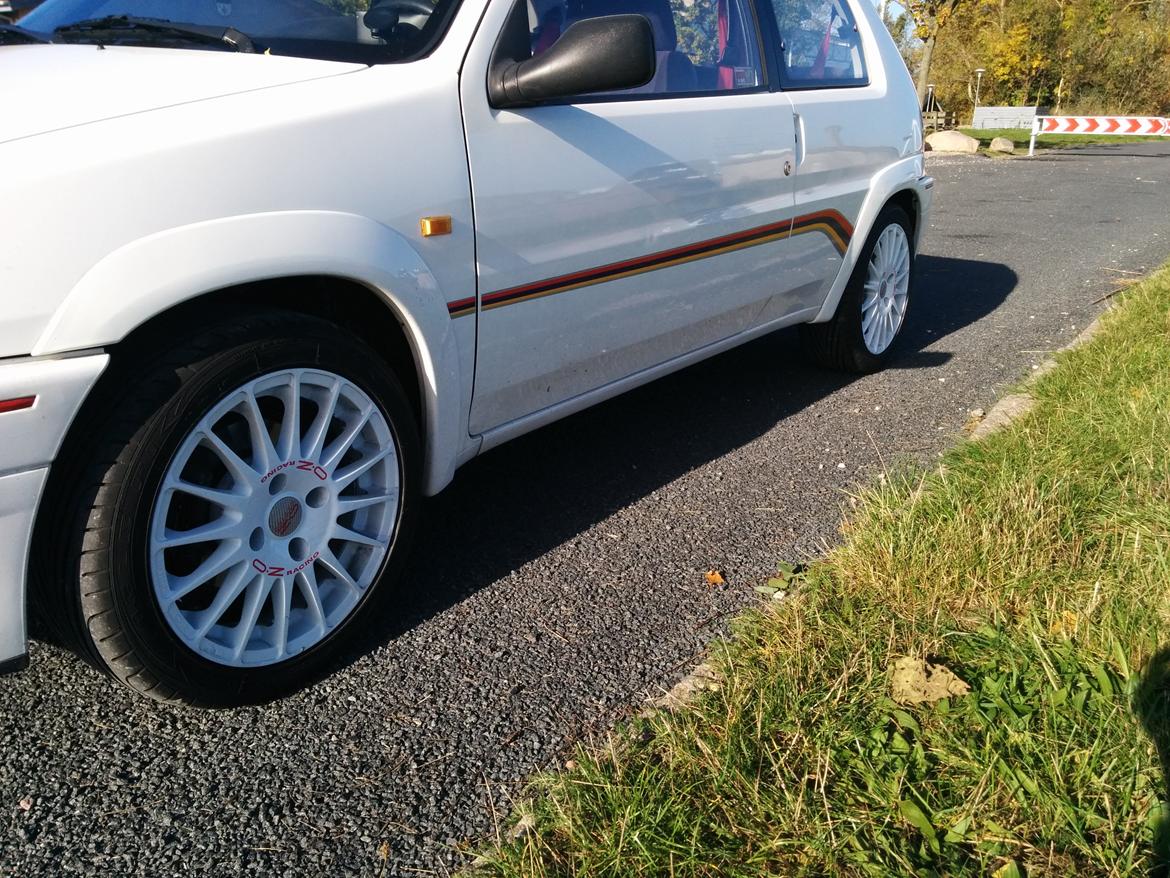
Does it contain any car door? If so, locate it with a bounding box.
[759,0,899,301]
[459,0,803,435]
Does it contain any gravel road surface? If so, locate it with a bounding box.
[4,142,1170,876]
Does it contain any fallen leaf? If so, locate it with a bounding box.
[704,570,725,586]
[510,812,537,840]
[17,797,31,812]
[890,656,971,705]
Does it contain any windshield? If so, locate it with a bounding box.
[20,0,461,63]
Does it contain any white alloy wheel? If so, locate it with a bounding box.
[149,369,401,668]
[860,223,911,356]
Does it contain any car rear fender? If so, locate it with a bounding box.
[811,155,931,324]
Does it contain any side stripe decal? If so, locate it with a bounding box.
[446,209,853,318]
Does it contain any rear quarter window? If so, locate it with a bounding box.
[768,0,867,88]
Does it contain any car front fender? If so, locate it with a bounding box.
[33,210,474,495]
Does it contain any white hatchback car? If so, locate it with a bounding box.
[1,0,930,703]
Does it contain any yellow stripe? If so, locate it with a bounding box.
[478,221,848,313]
[482,228,797,311]
[792,221,849,254]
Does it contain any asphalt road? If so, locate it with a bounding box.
[4,142,1170,877]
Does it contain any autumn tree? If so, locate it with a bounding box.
[881,4,921,78]
[904,0,969,106]
[929,0,1170,115]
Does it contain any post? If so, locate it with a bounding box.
[1028,116,1041,157]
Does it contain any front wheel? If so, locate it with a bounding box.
[801,203,915,373]
[40,311,421,706]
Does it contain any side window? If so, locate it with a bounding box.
[526,0,765,95]
[770,0,866,86]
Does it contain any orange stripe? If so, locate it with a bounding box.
[446,209,852,317]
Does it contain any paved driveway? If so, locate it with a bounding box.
[4,142,1170,877]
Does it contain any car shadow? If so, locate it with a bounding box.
[341,253,1017,661]
[28,255,1019,696]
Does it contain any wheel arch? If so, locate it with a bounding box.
[33,211,475,497]
[811,158,928,324]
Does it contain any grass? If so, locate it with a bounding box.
[959,126,1166,152]
[473,266,1170,877]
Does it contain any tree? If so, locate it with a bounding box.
[904,0,970,107]
[929,0,1170,115]
[881,4,921,79]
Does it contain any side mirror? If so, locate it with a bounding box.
[489,14,655,108]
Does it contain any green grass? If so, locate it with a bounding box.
[959,126,1166,152]
[473,267,1170,877]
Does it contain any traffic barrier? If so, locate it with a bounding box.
[1028,116,1169,155]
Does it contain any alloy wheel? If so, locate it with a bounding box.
[861,223,911,355]
[148,369,401,668]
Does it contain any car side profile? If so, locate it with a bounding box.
[0,0,931,704]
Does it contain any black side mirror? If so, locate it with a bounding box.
[489,14,655,108]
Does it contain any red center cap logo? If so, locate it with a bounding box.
[268,497,303,538]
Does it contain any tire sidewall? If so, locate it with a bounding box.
[97,323,420,705]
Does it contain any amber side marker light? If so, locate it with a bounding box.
[419,215,453,237]
[0,396,36,414]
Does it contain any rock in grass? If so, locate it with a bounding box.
[925,130,980,154]
[990,136,1016,154]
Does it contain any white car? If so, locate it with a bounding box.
[1,0,930,704]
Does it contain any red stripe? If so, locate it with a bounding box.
[0,396,35,414]
[448,209,854,316]
[483,217,796,304]
[483,210,852,306]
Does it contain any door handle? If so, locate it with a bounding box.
[794,111,807,168]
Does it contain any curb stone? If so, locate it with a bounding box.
[968,309,1109,440]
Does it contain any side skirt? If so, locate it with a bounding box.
[475,305,821,454]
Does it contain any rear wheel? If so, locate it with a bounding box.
[801,203,915,373]
[38,310,420,705]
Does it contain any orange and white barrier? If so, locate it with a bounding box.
[1029,116,1169,155]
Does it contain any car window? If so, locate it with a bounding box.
[769,0,866,86]
[526,0,764,96]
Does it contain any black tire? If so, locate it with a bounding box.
[800,203,915,373]
[33,309,421,706]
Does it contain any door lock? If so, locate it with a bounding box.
[784,160,793,176]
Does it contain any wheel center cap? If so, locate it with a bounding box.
[268,496,303,538]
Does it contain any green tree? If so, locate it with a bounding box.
[905,0,969,106]
[881,5,922,79]
[672,0,720,65]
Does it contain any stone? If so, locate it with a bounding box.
[990,136,1016,154]
[925,130,980,154]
